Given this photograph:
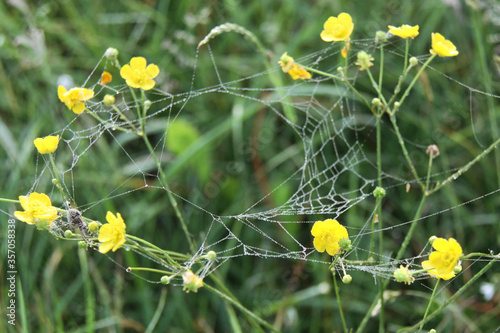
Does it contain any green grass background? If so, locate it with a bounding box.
[1,0,500,332]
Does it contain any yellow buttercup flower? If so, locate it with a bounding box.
[33,135,60,154]
[430,33,459,57]
[311,219,349,256]
[422,237,462,280]
[320,13,354,42]
[388,25,420,39]
[120,57,160,90]
[14,192,58,226]
[58,86,95,114]
[98,211,126,253]
[278,52,311,80]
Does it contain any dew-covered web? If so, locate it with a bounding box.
[30,29,500,286]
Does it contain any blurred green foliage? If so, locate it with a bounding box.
[1,0,500,332]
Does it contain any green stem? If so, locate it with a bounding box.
[126,267,171,275]
[49,153,70,203]
[391,54,436,114]
[418,279,439,332]
[0,198,20,203]
[389,115,425,190]
[426,136,500,195]
[126,234,181,268]
[203,283,278,332]
[378,44,384,90]
[395,191,427,262]
[333,272,348,333]
[403,39,409,76]
[366,66,388,107]
[141,134,196,254]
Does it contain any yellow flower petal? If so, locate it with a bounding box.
[311,219,349,256]
[14,192,57,226]
[388,24,419,39]
[321,13,354,42]
[33,135,60,154]
[423,237,462,280]
[98,211,126,253]
[130,56,147,70]
[120,57,160,90]
[430,32,459,57]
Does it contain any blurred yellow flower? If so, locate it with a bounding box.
[98,211,126,253]
[388,25,420,39]
[58,86,95,114]
[430,33,459,57]
[311,219,349,256]
[33,135,59,154]
[422,237,462,280]
[14,192,58,226]
[321,13,354,42]
[100,71,113,85]
[278,52,311,80]
[120,57,160,90]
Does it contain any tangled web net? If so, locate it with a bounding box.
[34,29,500,285]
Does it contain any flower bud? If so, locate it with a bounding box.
[372,98,381,107]
[426,145,440,159]
[429,330,436,333]
[454,265,462,274]
[104,48,119,61]
[64,230,73,238]
[342,274,352,284]
[375,30,388,43]
[88,221,99,233]
[429,235,438,244]
[338,237,352,252]
[409,57,418,66]
[205,251,217,261]
[373,186,386,199]
[78,241,88,249]
[103,94,115,105]
[161,275,171,285]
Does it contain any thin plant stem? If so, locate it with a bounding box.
[126,267,171,275]
[403,39,409,75]
[418,279,439,333]
[333,272,348,333]
[141,134,196,254]
[392,54,435,114]
[426,136,500,195]
[389,115,425,190]
[378,44,384,90]
[49,154,70,203]
[203,283,279,333]
[127,229,181,268]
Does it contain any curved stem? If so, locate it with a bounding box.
[333,272,348,333]
[418,279,439,332]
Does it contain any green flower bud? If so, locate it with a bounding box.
[372,98,381,107]
[88,221,99,233]
[373,186,386,199]
[205,251,217,261]
[104,48,119,60]
[342,274,352,284]
[103,94,115,105]
[78,241,88,249]
[161,275,171,285]
[338,237,352,252]
[454,265,462,274]
[64,230,73,238]
[429,236,438,245]
[375,30,388,43]
[409,57,418,66]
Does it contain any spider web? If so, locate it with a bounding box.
[21,30,500,286]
